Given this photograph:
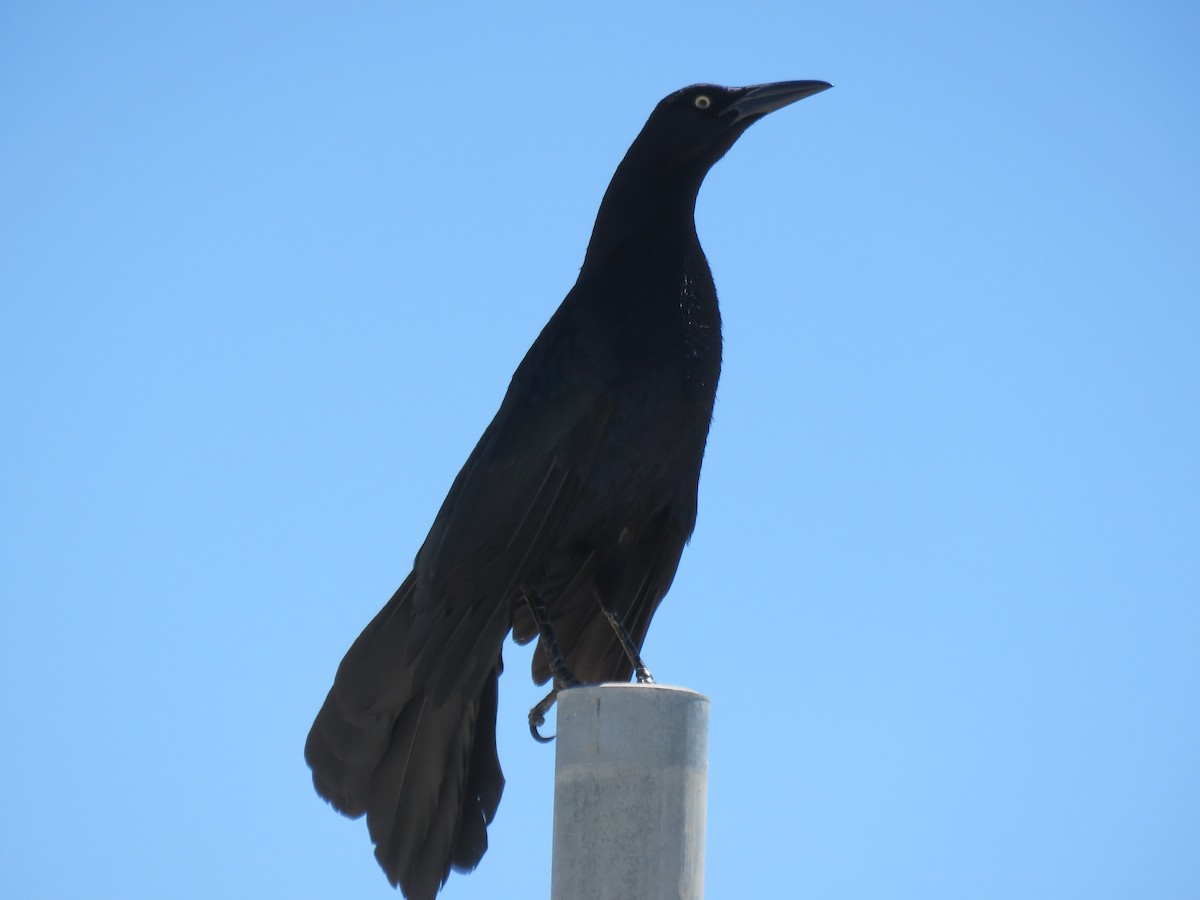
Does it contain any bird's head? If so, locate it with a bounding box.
[581,79,831,270]
[638,80,832,174]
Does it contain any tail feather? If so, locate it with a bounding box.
[366,694,431,856]
[306,695,398,816]
[305,573,507,900]
[451,652,503,871]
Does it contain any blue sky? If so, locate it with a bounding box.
[2,1,1198,898]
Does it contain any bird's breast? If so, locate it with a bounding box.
[571,276,721,504]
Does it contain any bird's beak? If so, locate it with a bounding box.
[723,80,833,124]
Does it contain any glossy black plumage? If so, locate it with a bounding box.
[305,79,830,899]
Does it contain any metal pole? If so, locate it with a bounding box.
[551,683,709,900]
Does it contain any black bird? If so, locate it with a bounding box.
[305,79,831,899]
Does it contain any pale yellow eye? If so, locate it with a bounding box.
[693,95,711,110]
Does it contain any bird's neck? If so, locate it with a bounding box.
[578,155,704,278]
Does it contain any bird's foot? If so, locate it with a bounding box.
[528,690,556,744]
[528,678,578,743]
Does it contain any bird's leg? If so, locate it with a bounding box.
[523,589,579,686]
[599,601,656,685]
[522,589,578,742]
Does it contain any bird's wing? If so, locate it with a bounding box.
[403,351,615,705]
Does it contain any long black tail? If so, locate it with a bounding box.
[305,574,506,899]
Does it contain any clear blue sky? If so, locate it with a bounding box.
[3,2,1197,898]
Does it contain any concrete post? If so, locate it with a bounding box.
[551,683,709,900]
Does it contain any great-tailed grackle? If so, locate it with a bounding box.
[305,79,831,899]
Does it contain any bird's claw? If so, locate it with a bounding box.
[529,712,555,744]
[528,686,562,743]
